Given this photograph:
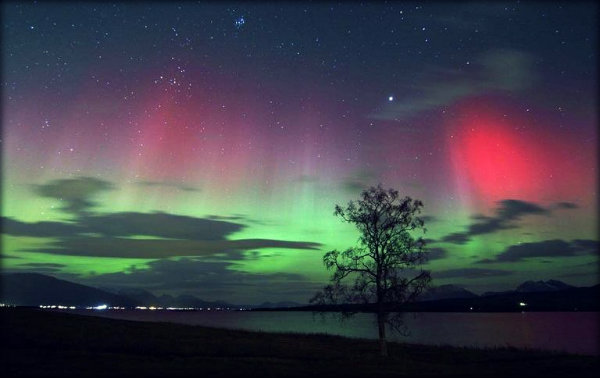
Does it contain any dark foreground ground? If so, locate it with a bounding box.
[1,308,597,377]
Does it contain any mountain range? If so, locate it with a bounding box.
[1,273,597,311]
[0,273,299,309]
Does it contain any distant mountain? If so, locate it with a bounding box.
[169,294,233,309]
[0,273,137,307]
[86,286,237,308]
[404,284,600,312]
[4,273,593,311]
[1,273,245,308]
[114,288,158,305]
[482,279,574,297]
[256,301,303,309]
[481,290,514,297]
[291,284,599,312]
[516,280,574,293]
[418,284,478,302]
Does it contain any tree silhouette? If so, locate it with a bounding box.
[311,184,431,357]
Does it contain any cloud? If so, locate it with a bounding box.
[4,177,323,260]
[478,239,598,263]
[441,232,472,245]
[20,236,321,259]
[80,212,243,240]
[0,254,21,259]
[78,257,318,303]
[434,268,513,279]
[14,262,67,273]
[4,214,321,259]
[420,215,438,224]
[572,239,599,251]
[441,199,549,244]
[205,214,269,226]
[495,199,548,219]
[32,177,114,216]
[426,247,448,262]
[18,263,66,268]
[136,180,200,192]
[1,217,82,237]
[1,212,244,241]
[553,202,579,210]
[340,169,378,193]
[369,48,535,121]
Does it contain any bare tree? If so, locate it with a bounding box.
[311,184,431,357]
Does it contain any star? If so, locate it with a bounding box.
[234,16,245,29]
[388,96,394,102]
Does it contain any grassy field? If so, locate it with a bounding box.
[1,308,597,377]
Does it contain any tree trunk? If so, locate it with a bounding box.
[377,311,388,357]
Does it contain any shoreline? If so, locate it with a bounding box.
[2,307,598,377]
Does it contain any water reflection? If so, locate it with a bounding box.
[61,310,599,356]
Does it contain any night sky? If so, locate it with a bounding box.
[2,2,597,304]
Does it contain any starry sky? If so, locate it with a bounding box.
[1,1,598,304]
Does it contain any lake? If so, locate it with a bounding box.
[59,310,599,356]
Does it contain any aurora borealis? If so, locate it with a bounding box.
[1,2,597,304]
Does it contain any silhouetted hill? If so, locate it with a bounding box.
[3,273,597,311]
[0,273,137,307]
[1,273,242,308]
[113,288,158,305]
[286,284,600,312]
[516,279,574,292]
[255,301,303,309]
[418,284,478,301]
[483,279,574,296]
[121,291,237,308]
[170,294,233,309]
[71,283,237,308]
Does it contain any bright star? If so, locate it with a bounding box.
[235,16,245,29]
[388,96,394,102]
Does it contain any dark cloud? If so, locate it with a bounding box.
[15,262,67,273]
[135,180,200,192]
[18,263,66,268]
[553,202,579,210]
[1,217,82,237]
[0,254,20,259]
[4,177,323,259]
[4,214,321,258]
[369,48,535,122]
[206,214,247,221]
[1,177,321,262]
[495,199,548,219]
[572,239,599,251]
[560,272,598,279]
[420,215,438,223]
[426,247,448,262]
[32,177,114,216]
[1,212,244,241]
[441,232,471,245]
[441,199,549,244]
[21,236,321,258]
[434,268,513,279]
[79,257,317,303]
[80,212,243,240]
[341,179,369,193]
[478,239,599,263]
[205,214,269,226]
[340,169,378,193]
